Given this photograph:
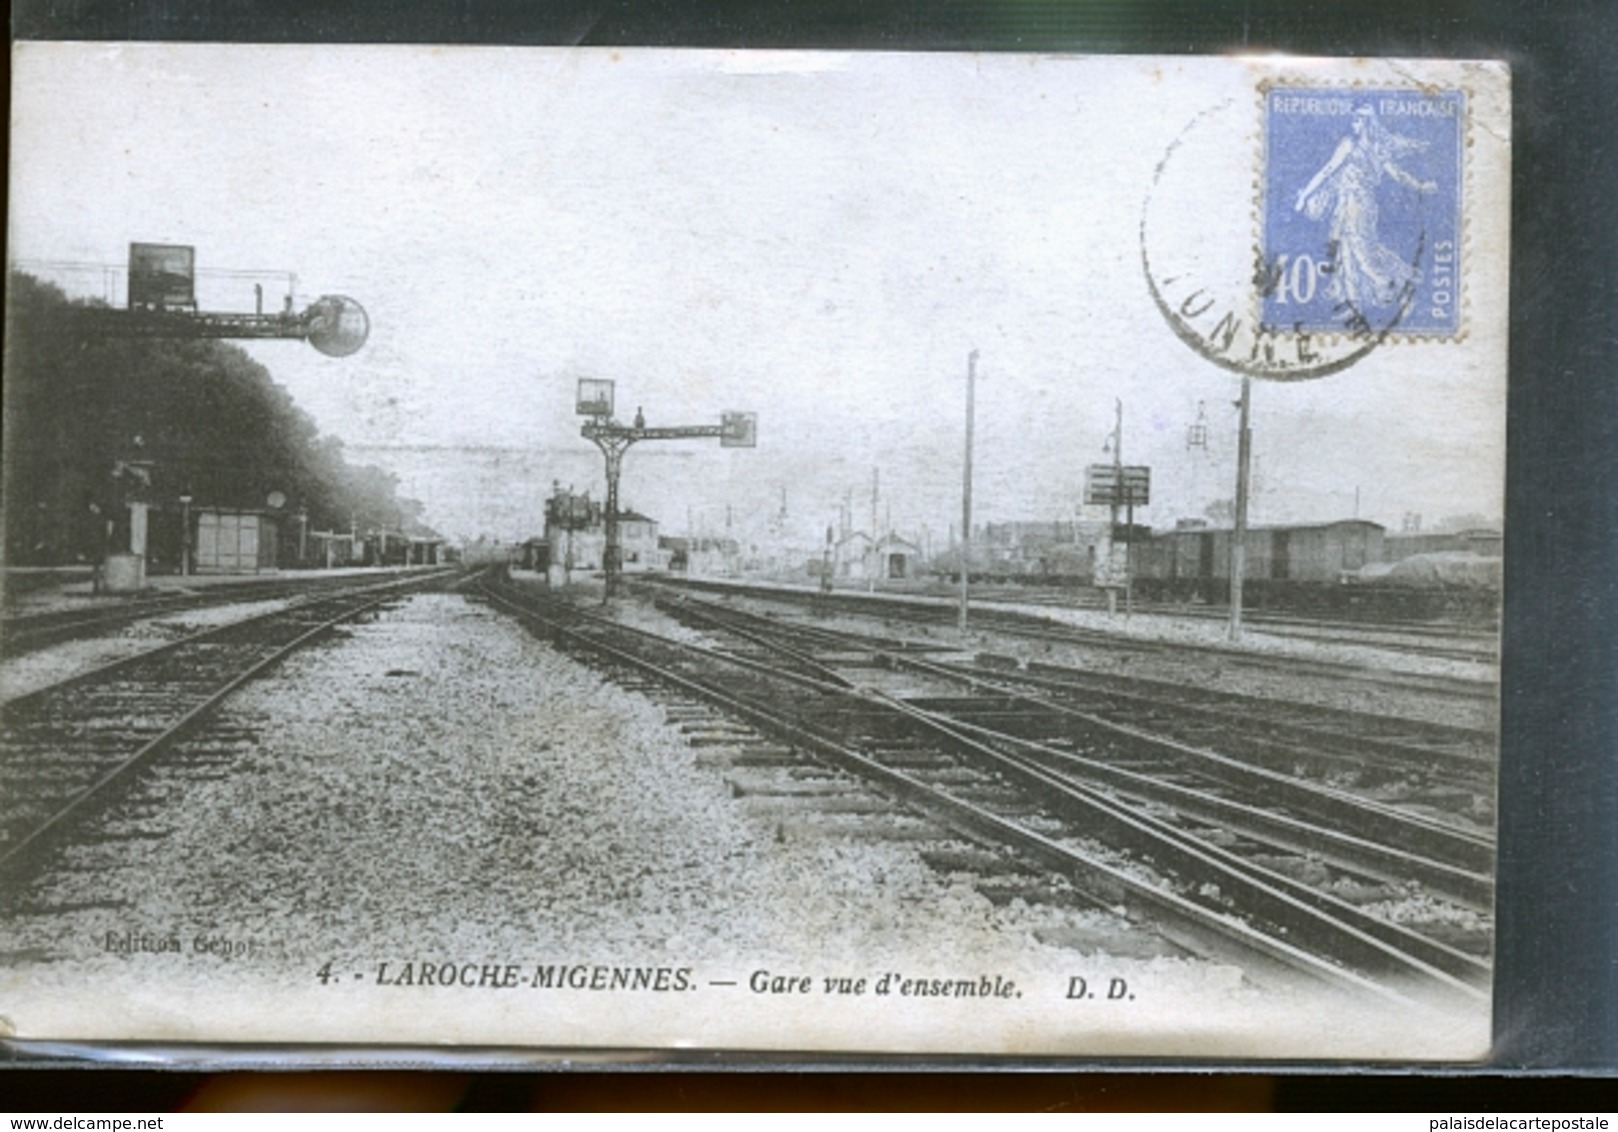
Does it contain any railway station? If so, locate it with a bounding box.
[0,300,1501,1047]
[0,247,1502,1058]
[0,45,1509,1059]
[1,249,1501,1055]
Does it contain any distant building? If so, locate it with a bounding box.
[973,518,1109,579]
[615,511,663,571]
[661,535,740,576]
[307,529,361,568]
[830,530,926,581]
[401,535,445,566]
[291,519,441,570]
[833,531,874,580]
[873,533,921,580]
[541,484,665,577]
[517,537,548,572]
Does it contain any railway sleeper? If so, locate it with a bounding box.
[919,844,1014,873]
[725,747,804,768]
[738,794,893,816]
[724,775,865,799]
[816,818,946,843]
[975,876,1081,907]
[686,733,751,748]
[678,719,753,734]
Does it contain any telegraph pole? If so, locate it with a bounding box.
[1229,375,1254,641]
[959,350,979,635]
[577,379,755,599]
[1110,398,1124,531]
[1105,398,1124,616]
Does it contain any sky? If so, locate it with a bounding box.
[8,46,1511,545]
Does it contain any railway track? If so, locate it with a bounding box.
[0,570,457,879]
[1,570,448,657]
[653,592,1495,778]
[646,577,1499,702]
[961,586,1499,663]
[655,594,1495,884]
[481,577,1490,1007]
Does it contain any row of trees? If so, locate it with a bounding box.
[3,272,429,568]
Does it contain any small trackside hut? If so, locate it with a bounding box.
[192,508,280,574]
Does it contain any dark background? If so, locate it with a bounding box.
[7,0,1617,1107]
[2,1068,1616,1110]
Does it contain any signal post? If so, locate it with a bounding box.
[1086,460,1151,617]
[64,242,370,592]
[576,379,756,599]
[73,243,370,357]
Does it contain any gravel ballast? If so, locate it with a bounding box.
[0,591,1486,1057]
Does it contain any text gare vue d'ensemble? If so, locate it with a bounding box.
[101,936,1135,1003]
[306,961,1136,1003]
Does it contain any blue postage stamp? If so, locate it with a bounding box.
[1262,87,1465,338]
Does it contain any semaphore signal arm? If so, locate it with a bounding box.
[581,422,728,443]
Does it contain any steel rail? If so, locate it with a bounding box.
[650,590,1494,778]
[617,588,1493,891]
[929,703,1493,908]
[978,656,1493,776]
[645,592,1493,907]
[882,653,1495,873]
[643,596,857,689]
[527,598,852,698]
[1,571,450,656]
[645,589,942,655]
[644,576,1498,702]
[621,590,1489,981]
[895,697,1492,975]
[479,581,1470,1004]
[654,573,1499,651]
[968,590,1497,662]
[873,693,1488,994]
[0,587,423,874]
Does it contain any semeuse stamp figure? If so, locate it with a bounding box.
[1294,106,1438,313]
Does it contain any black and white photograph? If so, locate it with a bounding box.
[2,46,1510,1060]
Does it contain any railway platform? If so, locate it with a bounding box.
[3,564,445,617]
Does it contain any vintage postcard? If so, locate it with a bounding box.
[3,46,1509,1061]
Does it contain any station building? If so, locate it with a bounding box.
[542,485,666,578]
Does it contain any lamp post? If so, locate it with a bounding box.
[178,494,192,576]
